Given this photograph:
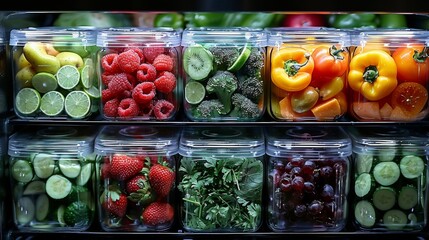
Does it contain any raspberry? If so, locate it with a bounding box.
[132,82,156,104]
[152,54,174,72]
[126,73,137,87]
[139,101,154,118]
[136,63,157,82]
[153,99,175,120]
[143,47,165,63]
[101,53,120,73]
[108,73,133,97]
[103,98,119,117]
[117,49,141,73]
[154,71,176,94]
[124,47,145,63]
[101,72,114,86]
[118,98,140,118]
[101,89,115,103]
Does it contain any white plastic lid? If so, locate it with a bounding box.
[267,27,351,47]
[9,27,97,46]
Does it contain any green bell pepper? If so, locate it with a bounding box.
[329,13,379,28]
[379,14,407,28]
[154,13,184,29]
[184,12,225,27]
[184,12,283,28]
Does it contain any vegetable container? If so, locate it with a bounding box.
[348,29,429,121]
[265,126,351,232]
[9,27,99,120]
[94,125,179,231]
[0,129,5,237]
[0,27,8,114]
[181,27,267,121]
[8,126,98,232]
[349,126,428,231]
[96,27,181,121]
[266,27,350,121]
[178,126,265,232]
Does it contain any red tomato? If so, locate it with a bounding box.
[392,45,429,85]
[283,14,325,27]
[311,45,349,82]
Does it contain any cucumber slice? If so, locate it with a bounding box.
[383,209,407,230]
[32,153,56,179]
[399,155,425,179]
[15,196,35,225]
[408,213,417,226]
[46,175,72,200]
[59,157,81,179]
[373,162,400,186]
[35,193,50,221]
[11,159,34,183]
[355,173,373,197]
[23,180,46,195]
[354,200,376,228]
[372,187,396,211]
[356,153,373,174]
[56,205,66,227]
[377,148,397,162]
[76,163,92,186]
[398,186,418,210]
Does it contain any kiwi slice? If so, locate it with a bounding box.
[183,45,214,81]
[227,46,251,72]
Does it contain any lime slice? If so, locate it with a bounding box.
[64,91,91,119]
[56,65,80,90]
[15,88,41,115]
[80,64,94,88]
[227,46,251,72]
[84,86,100,99]
[31,72,58,94]
[40,91,65,116]
[185,81,206,105]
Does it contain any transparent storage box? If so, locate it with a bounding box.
[96,28,181,121]
[9,27,99,120]
[266,27,350,121]
[0,129,5,237]
[8,126,98,231]
[178,126,265,232]
[94,125,179,231]
[181,27,267,121]
[349,126,428,231]
[0,27,8,114]
[265,126,351,232]
[348,29,429,121]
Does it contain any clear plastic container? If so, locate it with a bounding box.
[0,129,5,237]
[94,125,179,231]
[8,126,98,231]
[178,126,265,232]
[348,126,428,231]
[0,27,9,114]
[96,27,181,120]
[265,126,351,232]
[266,27,350,121]
[349,29,429,121]
[181,27,267,121]
[9,27,99,120]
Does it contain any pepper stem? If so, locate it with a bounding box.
[284,53,310,77]
[363,65,379,83]
[413,47,429,63]
[330,45,345,60]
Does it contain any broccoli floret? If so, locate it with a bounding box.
[206,71,238,114]
[241,48,264,76]
[194,99,225,118]
[238,76,263,101]
[230,93,261,119]
[209,47,239,70]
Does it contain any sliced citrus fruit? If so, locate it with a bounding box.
[391,82,428,118]
[227,46,251,72]
[56,65,80,90]
[185,81,206,105]
[15,88,41,115]
[40,91,65,116]
[64,91,91,119]
[31,72,58,94]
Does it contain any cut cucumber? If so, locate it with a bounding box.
[399,155,425,179]
[372,187,396,211]
[59,157,81,179]
[398,185,418,210]
[11,159,34,183]
[355,173,373,197]
[23,180,46,195]
[32,153,56,179]
[46,174,72,200]
[356,153,373,174]
[383,209,407,230]
[354,200,376,228]
[15,196,35,225]
[377,148,397,162]
[56,205,66,227]
[408,213,417,226]
[373,162,400,186]
[76,163,92,186]
[35,193,50,221]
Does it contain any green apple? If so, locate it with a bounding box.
[56,52,84,68]
[23,42,61,74]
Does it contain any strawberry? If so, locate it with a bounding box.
[126,175,149,194]
[101,187,128,218]
[141,202,174,226]
[148,163,175,199]
[110,154,144,181]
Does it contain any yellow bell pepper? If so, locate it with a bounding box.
[271,47,314,92]
[348,50,398,101]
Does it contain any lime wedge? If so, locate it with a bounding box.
[15,88,41,115]
[185,81,206,105]
[64,91,91,119]
[80,64,94,88]
[40,91,65,116]
[56,65,80,90]
[227,46,251,72]
[83,86,100,99]
[31,72,58,94]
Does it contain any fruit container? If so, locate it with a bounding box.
[0,27,9,114]
[96,27,181,121]
[265,126,351,232]
[8,126,98,232]
[349,126,428,231]
[348,29,429,121]
[181,27,267,121]
[178,126,265,232]
[94,125,179,231]
[266,27,350,121]
[9,27,99,120]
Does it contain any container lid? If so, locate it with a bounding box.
[179,126,265,157]
[352,28,429,46]
[9,27,97,46]
[265,126,352,158]
[96,27,181,47]
[8,126,97,157]
[267,27,351,47]
[181,27,267,47]
[95,125,180,156]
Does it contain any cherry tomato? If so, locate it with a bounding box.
[391,82,428,117]
[311,45,349,82]
[392,45,429,84]
[283,14,325,27]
